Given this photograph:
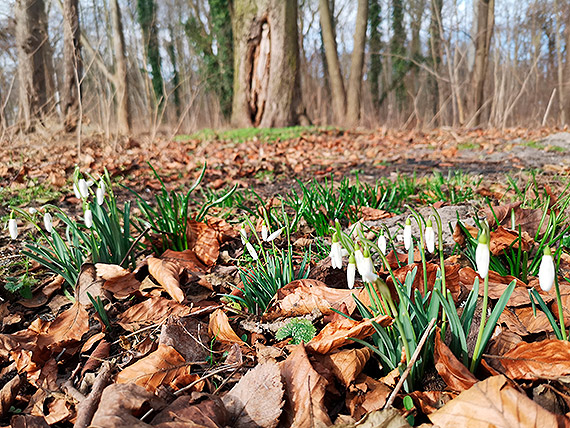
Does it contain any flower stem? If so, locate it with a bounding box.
[554,274,567,341]
[470,273,489,372]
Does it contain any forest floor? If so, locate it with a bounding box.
[2,126,570,427]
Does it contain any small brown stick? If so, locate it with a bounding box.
[73,361,114,428]
[384,318,437,410]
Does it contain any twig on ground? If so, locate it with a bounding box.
[73,361,113,428]
[384,318,437,409]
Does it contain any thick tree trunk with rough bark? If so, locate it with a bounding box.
[231,0,302,128]
[472,0,494,126]
[346,0,368,126]
[319,0,346,123]
[62,0,82,132]
[15,0,53,132]
[110,0,131,133]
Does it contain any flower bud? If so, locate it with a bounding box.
[347,254,356,289]
[266,228,283,242]
[85,209,93,228]
[425,219,435,253]
[8,219,18,239]
[404,217,412,250]
[539,247,555,292]
[44,212,53,233]
[377,232,387,255]
[475,232,490,278]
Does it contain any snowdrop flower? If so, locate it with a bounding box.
[261,221,268,241]
[245,242,258,261]
[354,245,365,274]
[539,247,555,292]
[425,218,435,253]
[44,212,53,233]
[29,207,38,215]
[360,248,378,283]
[403,217,412,250]
[73,183,81,199]
[8,218,18,240]
[377,232,387,255]
[84,209,93,228]
[96,185,105,206]
[475,232,490,278]
[347,254,356,289]
[240,226,247,245]
[266,228,283,242]
[329,233,343,269]
[78,179,89,199]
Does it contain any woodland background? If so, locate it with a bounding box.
[2,0,570,139]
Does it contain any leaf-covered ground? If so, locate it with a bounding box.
[2,127,570,427]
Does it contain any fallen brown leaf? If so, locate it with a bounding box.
[345,374,392,420]
[499,306,553,336]
[97,263,141,299]
[0,373,22,418]
[306,315,391,354]
[90,383,164,428]
[280,344,331,428]
[187,219,220,266]
[75,263,105,306]
[429,375,570,427]
[409,390,456,414]
[263,279,367,320]
[161,249,207,273]
[38,301,89,349]
[152,392,227,428]
[489,226,533,255]
[147,257,185,302]
[322,347,373,387]
[118,296,191,332]
[498,339,570,380]
[159,316,210,362]
[116,344,191,393]
[208,309,245,345]
[222,362,283,428]
[434,328,478,392]
[482,202,549,238]
[331,408,411,428]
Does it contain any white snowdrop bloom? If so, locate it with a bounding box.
[261,222,268,241]
[78,179,89,199]
[266,228,283,242]
[8,219,18,239]
[539,248,555,292]
[29,207,38,215]
[475,233,490,279]
[329,234,343,269]
[245,242,258,261]
[44,212,53,233]
[377,233,387,255]
[425,219,435,253]
[403,217,412,251]
[84,209,93,228]
[347,254,356,289]
[96,185,105,206]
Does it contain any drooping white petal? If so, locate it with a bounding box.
[403,222,412,251]
[84,209,93,228]
[377,234,387,255]
[240,226,247,245]
[78,179,89,199]
[261,223,268,241]
[354,249,365,275]
[425,226,435,253]
[347,258,356,289]
[475,241,490,278]
[73,183,81,199]
[539,254,555,292]
[28,207,37,215]
[96,186,105,206]
[44,212,53,233]
[266,228,283,242]
[8,219,18,239]
[245,242,258,261]
[330,241,343,269]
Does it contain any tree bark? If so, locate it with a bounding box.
[346,0,368,126]
[368,0,382,111]
[391,0,407,107]
[428,0,443,122]
[62,0,82,132]
[137,0,164,106]
[471,0,494,126]
[231,0,302,128]
[318,0,346,123]
[563,3,570,124]
[109,0,131,133]
[15,0,53,132]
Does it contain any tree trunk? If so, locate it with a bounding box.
[110,0,131,133]
[471,0,494,126]
[391,0,407,107]
[368,0,382,111]
[346,0,368,126]
[167,26,181,119]
[563,3,570,124]
[428,0,443,123]
[15,0,52,132]
[62,0,82,132]
[318,0,346,123]
[231,0,302,128]
[137,0,164,106]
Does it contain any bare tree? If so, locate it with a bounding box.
[471,0,494,126]
[346,0,368,125]
[231,0,303,127]
[15,0,54,132]
[62,0,82,132]
[109,0,131,133]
